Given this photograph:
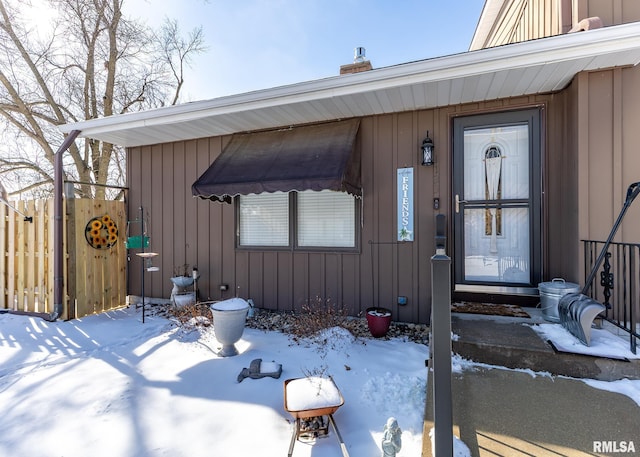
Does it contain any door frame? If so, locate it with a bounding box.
[452,108,543,295]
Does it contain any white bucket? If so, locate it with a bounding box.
[173,292,196,307]
[538,278,580,322]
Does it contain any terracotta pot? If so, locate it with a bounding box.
[366,307,392,338]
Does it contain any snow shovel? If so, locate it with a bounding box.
[558,181,640,345]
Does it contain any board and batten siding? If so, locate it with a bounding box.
[575,0,640,28]
[127,93,573,324]
[127,114,439,324]
[124,1,640,324]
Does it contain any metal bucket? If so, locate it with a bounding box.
[538,278,580,322]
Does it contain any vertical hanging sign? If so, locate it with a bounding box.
[397,167,414,241]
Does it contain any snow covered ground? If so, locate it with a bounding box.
[0,305,428,457]
[1,304,638,456]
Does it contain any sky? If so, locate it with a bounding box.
[125,0,486,101]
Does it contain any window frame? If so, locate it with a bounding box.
[235,191,361,253]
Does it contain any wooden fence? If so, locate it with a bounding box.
[1,198,126,319]
[0,199,56,314]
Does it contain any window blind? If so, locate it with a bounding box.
[239,192,289,246]
[297,190,355,247]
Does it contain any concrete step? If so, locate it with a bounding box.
[422,365,640,457]
[451,310,640,381]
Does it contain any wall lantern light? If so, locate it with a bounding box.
[421,131,434,166]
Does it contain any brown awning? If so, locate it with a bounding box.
[192,119,361,202]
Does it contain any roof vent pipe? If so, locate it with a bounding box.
[354,47,366,63]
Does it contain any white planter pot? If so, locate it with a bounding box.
[209,298,250,357]
[170,276,195,300]
[173,292,196,308]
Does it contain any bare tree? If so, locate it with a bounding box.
[0,0,205,199]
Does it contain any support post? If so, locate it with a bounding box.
[53,130,81,321]
[140,206,145,323]
[431,214,453,456]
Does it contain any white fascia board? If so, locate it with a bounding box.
[60,22,640,139]
[469,0,508,51]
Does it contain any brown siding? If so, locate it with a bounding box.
[546,86,579,282]
[577,0,640,26]
[576,67,640,248]
[127,93,576,324]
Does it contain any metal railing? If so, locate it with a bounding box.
[582,240,639,354]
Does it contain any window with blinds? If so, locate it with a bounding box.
[297,190,355,247]
[239,192,289,246]
[238,190,357,249]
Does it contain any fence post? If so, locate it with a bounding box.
[431,214,453,456]
[66,197,77,320]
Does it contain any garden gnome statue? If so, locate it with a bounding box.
[381,417,402,457]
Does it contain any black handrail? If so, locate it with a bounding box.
[582,239,639,354]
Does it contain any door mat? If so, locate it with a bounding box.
[451,301,530,318]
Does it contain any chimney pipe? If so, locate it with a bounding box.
[340,46,372,75]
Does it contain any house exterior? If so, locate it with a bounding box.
[60,0,640,325]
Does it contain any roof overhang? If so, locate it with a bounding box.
[60,22,640,148]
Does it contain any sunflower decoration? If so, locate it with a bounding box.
[85,214,118,249]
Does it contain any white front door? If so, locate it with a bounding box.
[453,109,542,294]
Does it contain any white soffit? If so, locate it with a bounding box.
[60,22,640,148]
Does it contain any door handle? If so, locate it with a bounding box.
[455,194,467,213]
